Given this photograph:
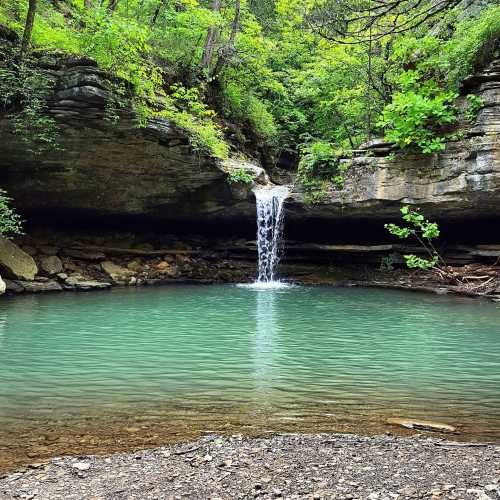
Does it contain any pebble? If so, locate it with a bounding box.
[72,462,90,471]
[0,434,497,499]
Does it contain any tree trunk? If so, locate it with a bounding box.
[211,0,241,78]
[200,0,222,70]
[151,0,168,26]
[228,0,241,50]
[108,0,119,13]
[20,0,37,60]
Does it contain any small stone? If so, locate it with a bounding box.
[127,260,142,272]
[203,454,213,462]
[466,489,492,500]
[72,462,90,471]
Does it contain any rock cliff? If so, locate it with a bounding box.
[0,53,256,228]
[287,57,500,227]
[0,46,498,236]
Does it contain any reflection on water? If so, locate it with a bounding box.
[253,289,278,402]
[0,285,499,472]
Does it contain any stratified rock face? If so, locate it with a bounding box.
[288,57,500,223]
[0,238,38,280]
[0,56,255,226]
[0,51,498,231]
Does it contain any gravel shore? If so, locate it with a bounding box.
[1,433,499,500]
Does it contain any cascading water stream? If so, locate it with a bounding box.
[253,186,289,284]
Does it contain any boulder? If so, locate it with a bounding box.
[0,238,38,281]
[0,275,5,295]
[101,261,134,282]
[386,418,457,433]
[39,255,64,275]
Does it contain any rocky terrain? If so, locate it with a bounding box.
[0,433,498,500]
[0,230,499,299]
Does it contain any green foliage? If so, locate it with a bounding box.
[0,59,60,155]
[444,5,500,89]
[1,0,497,164]
[302,179,330,205]
[378,6,500,155]
[227,168,254,185]
[385,206,441,271]
[0,189,23,238]
[379,90,457,153]
[155,84,229,159]
[297,141,350,200]
[404,254,438,270]
[223,83,277,142]
[464,94,484,123]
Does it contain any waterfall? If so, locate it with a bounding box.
[254,186,289,283]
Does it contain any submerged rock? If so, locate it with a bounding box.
[386,418,457,433]
[0,238,38,281]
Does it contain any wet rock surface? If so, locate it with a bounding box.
[0,434,498,500]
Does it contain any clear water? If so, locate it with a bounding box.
[0,286,499,470]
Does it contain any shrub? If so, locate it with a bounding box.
[227,168,253,184]
[385,206,442,270]
[0,189,23,238]
[445,5,500,89]
[223,82,277,142]
[0,60,60,155]
[378,90,457,154]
